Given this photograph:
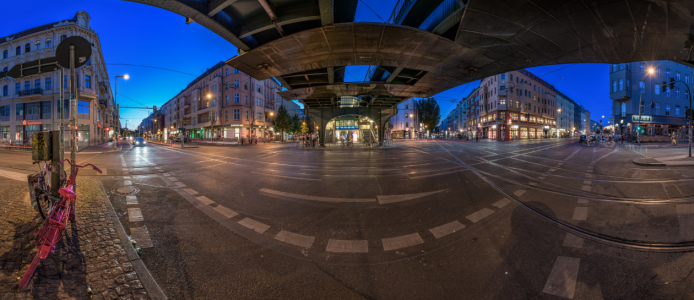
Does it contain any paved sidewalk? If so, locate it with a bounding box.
[0,177,150,299]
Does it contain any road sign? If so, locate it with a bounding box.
[6,57,59,79]
[56,36,92,69]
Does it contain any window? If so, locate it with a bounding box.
[212,85,216,92]
[687,91,690,100]
[35,42,40,50]
[687,75,690,84]
[78,100,90,115]
[666,104,671,115]
[85,75,91,88]
[24,81,30,91]
[612,64,618,72]
[244,82,248,90]
[501,73,505,79]
[15,46,20,55]
[640,81,645,93]
[612,80,617,92]
[234,68,239,74]
[45,78,51,90]
[42,101,51,116]
[61,35,67,41]
[225,110,228,121]
[677,72,681,81]
[16,104,24,120]
[677,88,681,98]
[234,109,240,120]
[676,105,680,116]
[666,86,671,97]
[64,75,68,89]
[666,69,671,78]
[656,67,661,76]
[34,79,40,90]
[2,85,6,96]
[2,50,7,59]
[234,94,239,103]
[225,95,229,105]
[212,99,216,106]
[225,69,229,76]
[257,98,262,106]
[499,85,505,90]
[45,39,51,48]
[619,79,623,91]
[245,110,249,120]
[621,103,626,117]
[25,43,30,53]
[640,101,645,113]
[640,63,645,73]
[257,84,262,93]
[15,83,19,94]
[244,95,248,104]
[499,98,506,105]
[655,84,660,95]
[234,80,239,88]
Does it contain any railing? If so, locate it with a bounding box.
[198,116,210,123]
[18,88,43,96]
[98,81,108,92]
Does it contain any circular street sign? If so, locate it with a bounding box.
[55,36,92,69]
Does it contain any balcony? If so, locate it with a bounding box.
[611,89,632,101]
[98,81,108,93]
[18,88,43,98]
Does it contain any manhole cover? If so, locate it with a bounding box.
[112,186,139,196]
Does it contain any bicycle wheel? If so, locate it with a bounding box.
[18,250,41,289]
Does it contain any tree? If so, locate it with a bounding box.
[272,105,292,142]
[417,97,440,132]
[289,114,301,139]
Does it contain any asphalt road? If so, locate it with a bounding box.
[4,138,694,299]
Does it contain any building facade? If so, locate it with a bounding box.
[477,70,558,140]
[142,61,288,141]
[389,98,419,139]
[610,61,692,137]
[0,11,117,146]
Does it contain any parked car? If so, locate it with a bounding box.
[133,137,147,147]
[579,135,587,143]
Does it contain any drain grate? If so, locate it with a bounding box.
[112,186,139,196]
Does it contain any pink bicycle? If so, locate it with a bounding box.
[19,159,101,289]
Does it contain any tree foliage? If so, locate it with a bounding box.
[416,97,440,131]
[272,105,292,141]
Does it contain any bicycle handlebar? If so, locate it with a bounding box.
[58,159,102,174]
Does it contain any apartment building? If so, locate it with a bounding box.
[477,70,557,140]
[0,11,117,146]
[610,61,692,137]
[145,61,288,140]
[388,98,418,139]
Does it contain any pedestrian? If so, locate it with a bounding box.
[672,134,678,146]
[254,136,258,145]
[476,133,479,142]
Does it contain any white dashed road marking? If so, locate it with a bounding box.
[492,198,511,209]
[168,177,179,182]
[213,205,238,218]
[514,189,526,197]
[377,189,448,204]
[196,196,215,205]
[128,208,144,222]
[274,230,315,248]
[562,233,584,249]
[126,196,138,205]
[0,169,29,181]
[130,227,154,248]
[238,218,271,234]
[577,198,589,204]
[572,207,588,221]
[382,233,424,251]
[429,221,466,239]
[326,239,369,253]
[175,182,186,188]
[183,188,198,195]
[543,256,580,299]
[466,208,495,223]
[259,188,374,203]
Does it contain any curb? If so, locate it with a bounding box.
[632,158,666,167]
[96,180,168,300]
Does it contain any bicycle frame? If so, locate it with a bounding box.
[19,159,101,289]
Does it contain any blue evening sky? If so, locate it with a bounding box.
[2,0,612,128]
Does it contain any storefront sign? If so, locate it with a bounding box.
[631,115,652,123]
[22,120,41,126]
[337,126,358,130]
[228,124,244,127]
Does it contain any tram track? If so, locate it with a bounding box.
[413,141,694,252]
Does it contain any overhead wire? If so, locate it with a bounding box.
[106,63,197,77]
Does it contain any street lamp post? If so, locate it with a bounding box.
[637,68,655,145]
[557,108,561,138]
[114,74,129,149]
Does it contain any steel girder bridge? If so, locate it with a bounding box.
[127,0,694,145]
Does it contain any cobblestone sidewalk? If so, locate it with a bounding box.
[0,177,150,299]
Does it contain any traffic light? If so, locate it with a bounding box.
[669,77,676,89]
[636,125,641,131]
[661,82,667,93]
[651,102,656,109]
[687,108,693,120]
